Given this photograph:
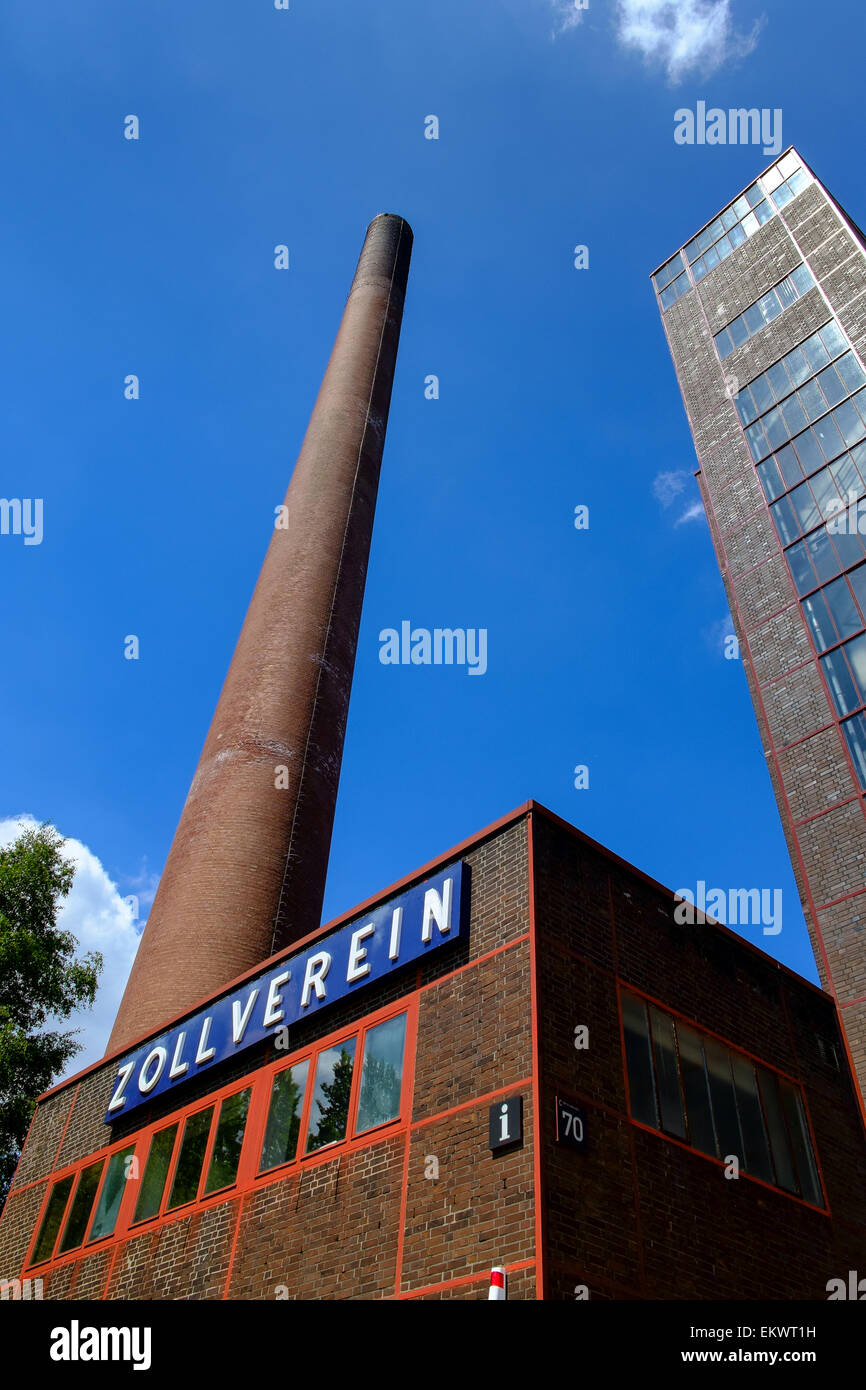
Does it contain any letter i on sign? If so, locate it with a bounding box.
[499,1103,510,1143]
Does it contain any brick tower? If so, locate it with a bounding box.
[107,214,413,1054]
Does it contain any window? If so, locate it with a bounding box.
[27,1005,413,1262]
[203,1088,252,1195]
[685,181,771,284]
[260,1060,309,1173]
[715,265,814,360]
[621,990,824,1206]
[356,1013,407,1133]
[30,1142,136,1265]
[306,1040,357,1153]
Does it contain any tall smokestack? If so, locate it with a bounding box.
[108,214,413,1054]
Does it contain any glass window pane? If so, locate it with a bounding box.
[750,375,775,417]
[765,409,790,451]
[685,236,702,263]
[306,1040,358,1153]
[676,1025,717,1156]
[817,364,847,409]
[87,1147,135,1243]
[260,1061,309,1172]
[697,227,714,253]
[757,459,783,502]
[730,1055,773,1183]
[729,222,747,249]
[777,276,798,310]
[841,712,866,790]
[356,1013,408,1134]
[821,648,860,716]
[775,444,802,487]
[802,333,830,374]
[742,211,759,237]
[133,1124,179,1223]
[167,1107,214,1210]
[721,206,738,231]
[837,353,866,394]
[810,468,842,524]
[789,167,810,194]
[772,182,795,210]
[759,290,781,323]
[807,527,841,583]
[745,183,763,208]
[648,1007,686,1139]
[58,1161,105,1255]
[715,328,733,360]
[762,164,783,193]
[824,576,862,643]
[831,452,862,499]
[791,264,814,295]
[757,1070,798,1193]
[844,632,866,702]
[785,347,811,389]
[771,495,799,545]
[778,152,800,179]
[802,591,836,652]
[692,256,707,282]
[622,991,658,1128]
[830,525,866,572]
[716,234,732,263]
[820,321,847,358]
[848,564,866,621]
[729,316,749,349]
[747,423,768,462]
[31,1175,75,1264]
[743,304,764,336]
[733,195,750,218]
[704,244,720,272]
[709,217,725,243]
[736,385,756,425]
[793,427,826,476]
[799,378,827,424]
[754,199,773,225]
[787,541,815,595]
[660,282,678,311]
[815,413,846,462]
[781,394,807,437]
[203,1087,251,1195]
[833,401,866,449]
[789,482,819,532]
[703,1038,744,1164]
[766,362,791,401]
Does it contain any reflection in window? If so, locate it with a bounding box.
[715,265,814,360]
[31,1175,74,1265]
[306,1041,357,1153]
[58,1160,105,1255]
[88,1146,135,1243]
[356,1014,407,1133]
[203,1088,252,1195]
[167,1107,214,1210]
[621,991,823,1205]
[134,1124,178,1224]
[260,1060,309,1172]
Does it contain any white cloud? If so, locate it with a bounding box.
[550,0,588,36]
[616,0,764,82]
[652,468,690,506]
[0,816,143,1080]
[674,499,706,525]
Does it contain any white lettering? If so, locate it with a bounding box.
[421,877,453,942]
[300,952,331,1007]
[346,923,375,983]
[262,974,290,1028]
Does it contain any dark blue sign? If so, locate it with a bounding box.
[106,861,466,1122]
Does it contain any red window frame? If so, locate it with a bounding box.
[24,995,417,1272]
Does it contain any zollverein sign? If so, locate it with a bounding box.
[106,862,466,1123]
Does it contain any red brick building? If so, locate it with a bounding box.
[1,802,863,1300]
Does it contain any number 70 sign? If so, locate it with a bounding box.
[556,1097,588,1151]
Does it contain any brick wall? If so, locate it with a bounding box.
[657,161,866,1099]
[533,810,866,1300]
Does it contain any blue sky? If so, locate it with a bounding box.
[1,0,861,1066]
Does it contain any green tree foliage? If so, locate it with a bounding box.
[0,825,102,1208]
[357,1054,400,1130]
[308,1048,354,1150]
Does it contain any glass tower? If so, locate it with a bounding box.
[653,148,866,1105]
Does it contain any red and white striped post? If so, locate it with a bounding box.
[488,1266,507,1300]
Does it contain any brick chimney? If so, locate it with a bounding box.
[107,214,413,1054]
